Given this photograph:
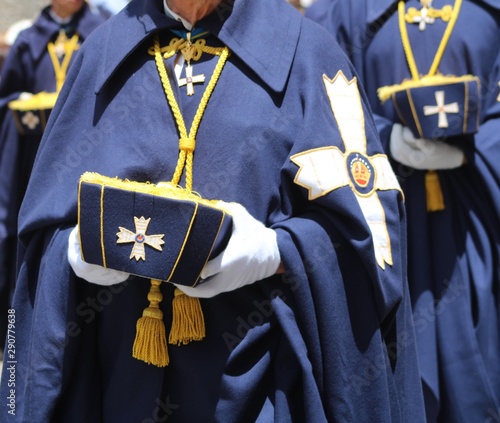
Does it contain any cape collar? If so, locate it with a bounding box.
[28,3,101,61]
[94,0,302,94]
[366,0,399,26]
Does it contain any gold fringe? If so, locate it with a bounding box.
[8,91,58,111]
[425,171,445,212]
[377,74,479,103]
[169,288,205,345]
[132,279,169,367]
[78,172,227,212]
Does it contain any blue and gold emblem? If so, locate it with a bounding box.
[347,152,375,196]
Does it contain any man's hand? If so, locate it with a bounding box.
[68,225,130,286]
[174,201,281,298]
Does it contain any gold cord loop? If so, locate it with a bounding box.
[152,34,230,190]
[398,0,462,80]
[47,33,80,92]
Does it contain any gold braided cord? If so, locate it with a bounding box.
[377,73,478,102]
[398,0,462,80]
[152,34,230,190]
[428,0,461,76]
[148,38,227,62]
[47,33,79,92]
[398,1,419,80]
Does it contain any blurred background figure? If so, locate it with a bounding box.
[88,0,130,18]
[287,0,317,13]
[0,19,33,76]
[0,0,105,358]
[306,0,500,422]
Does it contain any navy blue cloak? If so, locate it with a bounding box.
[0,3,105,351]
[1,0,426,421]
[306,0,500,421]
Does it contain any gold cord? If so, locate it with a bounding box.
[133,33,230,360]
[47,33,79,92]
[151,34,230,190]
[398,0,462,80]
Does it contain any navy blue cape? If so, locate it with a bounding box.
[307,0,500,421]
[1,0,426,421]
[0,3,105,351]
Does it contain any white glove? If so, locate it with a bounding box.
[174,201,281,298]
[390,123,464,170]
[18,92,33,100]
[68,225,130,286]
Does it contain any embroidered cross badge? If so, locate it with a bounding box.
[423,90,459,128]
[116,216,165,261]
[291,71,403,270]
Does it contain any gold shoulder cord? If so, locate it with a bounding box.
[47,32,80,92]
[151,34,230,190]
[398,0,462,80]
[379,0,463,102]
[132,33,230,368]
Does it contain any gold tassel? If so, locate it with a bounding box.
[425,170,445,212]
[132,279,169,367]
[169,288,205,345]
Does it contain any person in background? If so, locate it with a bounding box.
[306,0,500,421]
[89,0,130,18]
[0,0,105,358]
[0,19,34,77]
[304,0,332,26]
[0,0,426,421]
[287,0,317,13]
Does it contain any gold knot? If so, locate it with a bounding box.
[180,39,206,62]
[179,137,196,152]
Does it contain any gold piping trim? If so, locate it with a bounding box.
[391,92,408,127]
[191,211,227,288]
[463,82,468,134]
[406,88,424,138]
[77,180,84,262]
[100,185,107,268]
[166,202,198,282]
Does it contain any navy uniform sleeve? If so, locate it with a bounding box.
[269,21,424,422]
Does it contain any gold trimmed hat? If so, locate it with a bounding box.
[378,75,480,139]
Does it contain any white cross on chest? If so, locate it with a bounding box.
[178,63,205,96]
[423,90,459,128]
[412,6,435,31]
